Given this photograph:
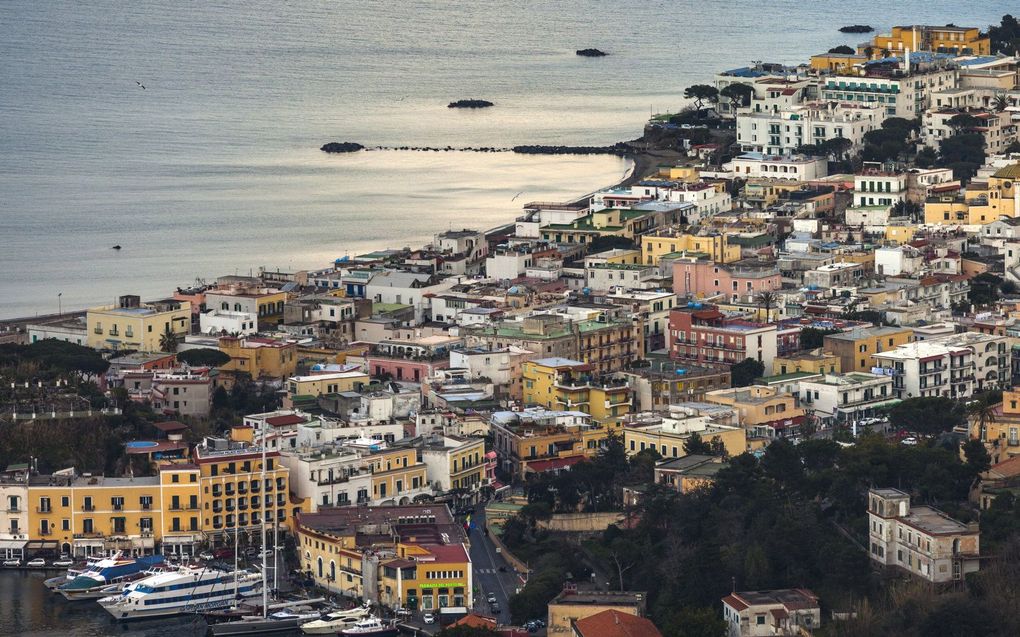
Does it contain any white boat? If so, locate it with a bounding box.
[340,617,399,637]
[58,553,165,600]
[300,603,372,634]
[99,566,263,620]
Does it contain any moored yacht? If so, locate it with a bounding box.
[57,553,164,600]
[99,565,262,620]
[340,617,399,637]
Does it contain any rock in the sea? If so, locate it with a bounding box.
[320,141,364,153]
[576,48,608,57]
[839,25,873,33]
[448,99,494,108]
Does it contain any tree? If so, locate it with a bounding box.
[947,112,982,131]
[969,395,1000,442]
[159,327,179,353]
[659,606,727,637]
[683,432,713,456]
[820,137,853,160]
[889,396,967,436]
[993,93,1009,112]
[755,290,777,321]
[963,439,992,476]
[828,45,855,54]
[719,82,754,109]
[915,146,938,168]
[684,84,719,111]
[730,358,765,387]
[1004,140,1020,155]
[891,199,922,221]
[800,327,840,350]
[176,348,230,367]
[970,272,1003,307]
[988,14,1020,55]
[939,133,985,182]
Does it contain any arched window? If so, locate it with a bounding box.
[234,303,242,312]
[330,561,336,583]
[317,556,323,578]
[221,302,229,311]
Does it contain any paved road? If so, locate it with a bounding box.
[468,504,521,622]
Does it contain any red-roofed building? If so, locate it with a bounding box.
[722,588,820,636]
[668,304,778,371]
[573,609,663,637]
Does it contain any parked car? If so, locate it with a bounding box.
[52,558,74,568]
[27,558,47,568]
[2,559,21,567]
[423,613,436,624]
[199,551,215,561]
[486,592,497,604]
[491,602,501,614]
[395,608,412,617]
[901,436,918,446]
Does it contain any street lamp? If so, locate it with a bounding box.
[58,292,62,316]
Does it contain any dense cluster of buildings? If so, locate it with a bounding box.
[5,19,1020,635]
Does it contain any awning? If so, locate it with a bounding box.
[72,538,105,547]
[0,540,27,550]
[25,541,58,550]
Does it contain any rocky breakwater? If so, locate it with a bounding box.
[576,48,607,57]
[448,99,494,108]
[320,141,364,153]
[512,143,630,157]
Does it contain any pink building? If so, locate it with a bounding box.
[668,306,778,370]
[672,257,781,303]
[366,355,448,383]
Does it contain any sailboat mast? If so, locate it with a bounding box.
[233,474,238,600]
[260,419,268,617]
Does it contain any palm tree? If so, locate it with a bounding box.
[756,290,778,321]
[992,93,1009,112]
[968,398,998,443]
[159,326,179,353]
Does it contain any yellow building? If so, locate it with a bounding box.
[860,25,990,58]
[297,505,472,610]
[772,351,841,376]
[885,224,918,244]
[284,371,370,407]
[490,408,618,478]
[522,358,633,423]
[362,447,428,504]
[810,53,868,73]
[641,230,742,266]
[540,208,670,245]
[28,473,171,557]
[420,435,487,496]
[548,589,647,634]
[157,463,204,555]
[924,196,970,225]
[206,287,289,330]
[623,411,747,459]
[823,326,914,372]
[653,164,701,182]
[86,296,191,352]
[193,440,296,543]
[704,386,806,440]
[924,166,1020,225]
[218,335,298,379]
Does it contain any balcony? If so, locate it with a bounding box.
[36,506,52,514]
[82,505,95,512]
[6,507,21,514]
[38,528,52,536]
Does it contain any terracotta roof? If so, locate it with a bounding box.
[266,414,306,427]
[525,456,585,473]
[986,454,1020,480]
[452,614,497,628]
[722,594,748,611]
[574,610,663,637]
[152,421,189,432]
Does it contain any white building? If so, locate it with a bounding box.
[365,271,461,323]
[798,372,896,423]
[872,340,975,400]
[931,331,1009,391]
[922,108,1017,154]
[853,170,908,208]
[731,153,828,181]
[722,589,821,637]
[737,101,884,156]
[0,466,30,560]
[419,434,487,494]
[875,245,925,276]
[26,316,88,345]
[867,488,980,584]
[819,66,959,118]
[199,309,258,336]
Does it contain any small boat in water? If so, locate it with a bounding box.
[58,553,165,601]
[208,598,328,635]
[340,617,400,637]
[300,602,372,634]
[99,565,262,620]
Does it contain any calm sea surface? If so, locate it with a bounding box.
[0,0,1012,319]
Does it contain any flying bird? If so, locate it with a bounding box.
[136,81,145,89]
[511,191,523,201]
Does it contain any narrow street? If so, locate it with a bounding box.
[468,503,521,622]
